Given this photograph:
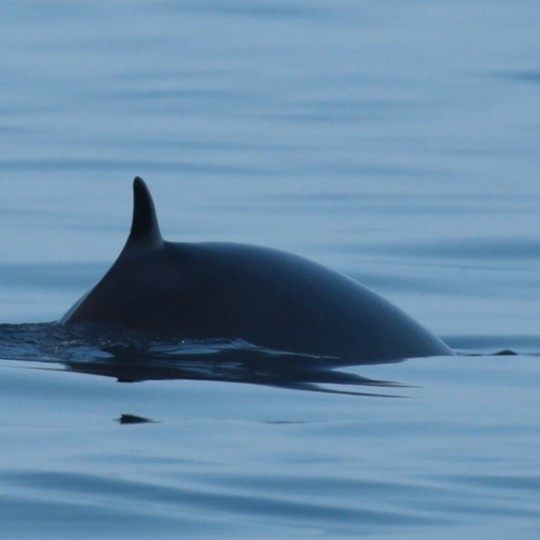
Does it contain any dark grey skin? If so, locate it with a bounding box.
[61,177,452,363]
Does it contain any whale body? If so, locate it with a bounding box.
[61,177,452,363]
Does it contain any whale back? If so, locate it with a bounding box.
[60,178,452,363]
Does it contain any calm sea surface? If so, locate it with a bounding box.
[1,1,540,538]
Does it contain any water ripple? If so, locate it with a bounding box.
[0,323,403,395]
[2,470,447,532]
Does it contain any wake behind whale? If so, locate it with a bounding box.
[60,177,452,363]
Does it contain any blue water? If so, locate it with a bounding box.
[2,1,540,537]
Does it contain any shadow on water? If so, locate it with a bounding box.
[0,323,406,397]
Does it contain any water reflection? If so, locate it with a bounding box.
[0,323,405,396]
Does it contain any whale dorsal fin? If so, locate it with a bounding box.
[128,177,162,246]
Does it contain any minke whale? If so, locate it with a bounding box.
[61,177,452,363]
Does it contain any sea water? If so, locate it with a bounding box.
[1,1,540,538]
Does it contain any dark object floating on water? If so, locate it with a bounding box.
[117,413,155,425]
[494,349,518,356]
[60,177,452,364]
